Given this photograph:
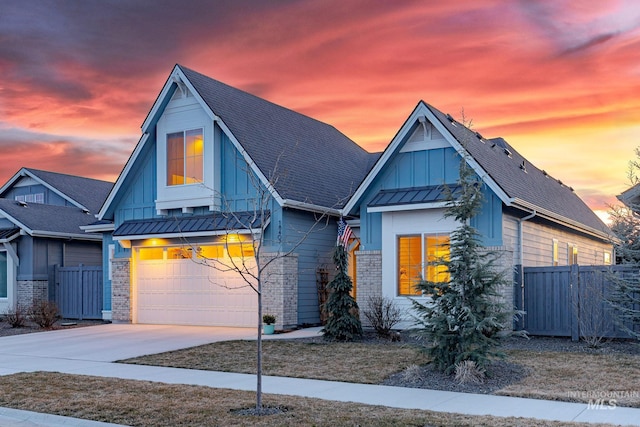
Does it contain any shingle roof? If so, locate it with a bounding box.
[114,212,270,237]
[179,65,373,209]
[424,103,608,234]
[23,168,113,213]
[0,199,101,237]
[368,185,461,208]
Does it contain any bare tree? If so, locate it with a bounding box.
[179,153,340,413]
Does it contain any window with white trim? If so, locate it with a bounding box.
[552,239,559,266]
[15,193,44,204]
[397,233,449,296]
[569,244,578,265]
[166,128,204,186]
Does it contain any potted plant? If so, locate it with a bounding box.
[263,314,276,335]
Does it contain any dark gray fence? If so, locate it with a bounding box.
[54,264,103,320]
[515,265,639,340]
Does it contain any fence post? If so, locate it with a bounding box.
[78,264,84,320]
[570,264,580,341]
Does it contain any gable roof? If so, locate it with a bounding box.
[0,168,113,213]
[0,199,102,240]
[345,101,609,240]
[178,66,374,209]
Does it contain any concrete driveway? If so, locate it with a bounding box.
[0,323,258,375]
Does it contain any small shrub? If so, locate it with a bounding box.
[454,360,486,384]
[362,295,403,338]
[574,273,612,348]
[3,305,27,328]
[262,314,276,325]
[29,301,60,329]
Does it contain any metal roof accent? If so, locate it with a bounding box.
[113,211,271,237]
[368,185,461,208]
[0,228,20,240]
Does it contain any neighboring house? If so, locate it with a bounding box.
[94,64,612,329]
[0,168,113,315]
[617,184,640,208]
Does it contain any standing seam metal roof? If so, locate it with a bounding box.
[113,212,270,237]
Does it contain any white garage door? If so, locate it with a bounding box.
[135,248,257,327]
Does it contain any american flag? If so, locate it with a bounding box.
[337,217,353,248]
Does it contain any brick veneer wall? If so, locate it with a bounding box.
[261,253,298,329]
[16,280,48,309]
[111,257,131,323]
[354,250,382,328]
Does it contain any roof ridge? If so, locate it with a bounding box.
[178,64,370,156]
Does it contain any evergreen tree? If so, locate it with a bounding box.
[323,243,363,341]
[607,149,640,339]
[412,159,513,374]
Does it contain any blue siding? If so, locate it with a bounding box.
[354,146,503,249]
[281,209,336,325]
[5,184,69,207]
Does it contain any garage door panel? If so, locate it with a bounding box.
[136,256,257,327]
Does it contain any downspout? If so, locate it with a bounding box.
[518,210,536,324]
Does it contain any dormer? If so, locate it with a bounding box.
[155,74,220,214]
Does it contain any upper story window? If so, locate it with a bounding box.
[568,244,578,265]
[167,128,204,186]
[15,193,44,204]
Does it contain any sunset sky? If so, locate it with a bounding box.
[1,1,639,221]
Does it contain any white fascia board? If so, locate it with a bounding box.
[80,223,114,233]
[342,102,512,216]
[141,65,182,132]
[511,198,611,242]
[0,168,27,196]
[342,105,425,216]
[113,228,260,242]
[0,209,30,235]
[367,201,450,213]
[282,199,341,216]
[172,67,285,208]
[30,231,102,241]
[422,106,511,205]
[1,168,86,210]
[97,133,149,220]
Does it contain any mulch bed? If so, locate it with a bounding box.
[0,319,107,337]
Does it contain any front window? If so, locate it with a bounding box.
[397,233,449,296]
[569,244,578,265]
[0,252,7,298]
[167,128,204,186]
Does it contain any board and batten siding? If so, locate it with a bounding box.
[281,209,336,325]
[4,180,69,207]
[503,213,612,267]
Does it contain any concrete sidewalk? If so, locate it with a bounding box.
[0,324,638,426]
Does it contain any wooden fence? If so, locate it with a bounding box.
[514,265,639,340]
[54,264,103,320]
